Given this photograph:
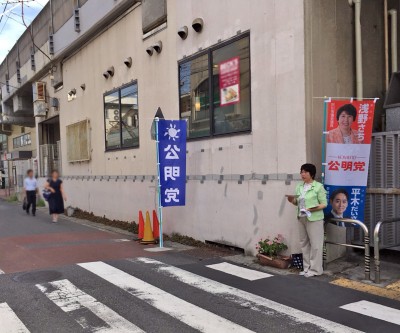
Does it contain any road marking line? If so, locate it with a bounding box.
[340,300,400,326]
[79,261,254,333]
[133,257,363,333]
[113,239,131,242]
[206,262,273,280]
[0,302,30,333]
[0,268,5,274]
[36,279,144,333]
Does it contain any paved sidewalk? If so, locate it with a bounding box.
[3,196,400,301]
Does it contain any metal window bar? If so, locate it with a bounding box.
[39,144,61,177]
[323,218,370,281]
[373,217,400,284]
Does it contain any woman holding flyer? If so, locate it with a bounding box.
[287,163,327,277]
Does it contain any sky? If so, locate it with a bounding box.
[0,0,49,63]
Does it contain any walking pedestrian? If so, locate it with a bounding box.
[23,169,38,216]
[44,170,67,223]
[287,163,327,277]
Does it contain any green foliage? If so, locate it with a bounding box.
[6,194,18,202]
[37,198,46,207]
[257,234,288,258]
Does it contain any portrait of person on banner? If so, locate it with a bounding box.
[327,104,362,144]
[324,188,350,227]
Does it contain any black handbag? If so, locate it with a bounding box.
[22,197,27,210]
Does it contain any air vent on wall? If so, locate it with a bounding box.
[16,61,21,83]
[5,74,9,93]
[74,9,80,32]
[31,47,36,71]
[49,34,54,55]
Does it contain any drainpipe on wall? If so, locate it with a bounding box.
[384,0,389,90]
[349,0,363,100]
[49,0,54,34]
[389,9,398,73]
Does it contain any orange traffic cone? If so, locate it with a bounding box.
[140,211,155,244]
[153,210,160,240]
[138,211,145,240]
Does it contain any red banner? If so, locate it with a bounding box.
[326,100,374,144]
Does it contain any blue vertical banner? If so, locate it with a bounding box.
[158,120,187,207]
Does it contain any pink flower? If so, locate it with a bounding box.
[267,240,273,245]
[276,239,281,244]
[277,234,283,238]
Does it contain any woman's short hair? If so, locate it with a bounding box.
[300,163,316,179]
[336,104,357,121]
[26,169,33,175]
[330,188,349,202]
[51,170,59,175]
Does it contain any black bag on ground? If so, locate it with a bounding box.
[22,197,27,210]
[291,253,303,271]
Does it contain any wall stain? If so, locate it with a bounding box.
[253,205,258,225]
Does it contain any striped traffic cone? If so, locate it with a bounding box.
[138,211,145,240]
[140,211,155,244]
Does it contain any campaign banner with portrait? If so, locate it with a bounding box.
[323,100,375,222]
[219,57,240,106]
[158,120,187,207]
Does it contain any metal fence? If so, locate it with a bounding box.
[39,142,61,177]
[354,131,400,251]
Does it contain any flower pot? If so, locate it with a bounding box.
[257,253,291,269]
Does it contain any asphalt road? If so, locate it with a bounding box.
[1,200,400,333]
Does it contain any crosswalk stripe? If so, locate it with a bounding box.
[79,261,255,333]
[133,257,363,333]
[340,300,400,326]
[0,302,30,333]
[206,262,273,280]
[36,279,144,333]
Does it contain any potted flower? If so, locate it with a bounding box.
[256,234,291,269]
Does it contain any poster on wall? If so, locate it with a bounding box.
[324,99,376,223]
[219,57,240,106]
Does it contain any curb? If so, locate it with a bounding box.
[331,278,400,301]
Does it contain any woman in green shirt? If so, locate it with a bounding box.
[287,163,327,277]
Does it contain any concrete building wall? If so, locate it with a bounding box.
[304,0,400,166]
[4,0,395,255]
[7,125,37,156]
[60,0,307,254]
